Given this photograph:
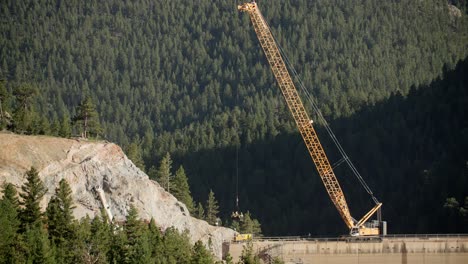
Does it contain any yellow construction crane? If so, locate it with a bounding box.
[238,1,385,236]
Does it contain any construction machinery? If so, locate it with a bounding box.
[238,2,386,236]
[234,233,253,242]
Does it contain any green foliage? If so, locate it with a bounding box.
[239,212,262,236]
[0,182,217,263]
[191,240,214,264]
[156,152,172,192]
[0,80,10,129]
[161,227,192,264]
[73,215,110,264]
[12,83,39,134]
[0,0,467,236]
[205,190,220,225]
[19,167,47,228]
[0,183,22,264]
[123,205,151,264]
[46,179,77,263]
[73,96,101,138]
[239,241,260,264]
[148,218,163,261]
[125,142,146,171]
[223,253,234,264]
[24,221,54,264]
[59,114,72,138]
[195,202,205,220]
[172,166,195,213]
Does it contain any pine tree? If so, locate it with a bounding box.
[59,114,71,138]
[0,183,23,264]
[74,216,93,264]
[156,152,172,192]
[172,166,195,213]
[191,240,214,264]
[124,204,151,264]
[148,218,163,262]
[0,80,10,130]
[88,211,112,264]
[240,211,262,235]
[109,225,127,264]
[46,179,76,263]
[12,83,39,134]
[73,96,101,138]
[195,202,205,220]
[24,221,54,264]
[161,227,192,264]
[125,142,145,171]
[205,190,219,225]
[19,167,47,229]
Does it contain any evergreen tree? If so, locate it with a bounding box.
[24,221,54,264]
[156,152,172,192]
[109,226,127,264]
[73,96,101,138]
[0,183,23,264]
[46,179,76,263]
[240,212,262,236]
[88,211,112,264]
[0,80,10,130]
[19,167,47,229]
[148,218,163,262]
[74,216,94,264]
[59,114,72,138]
[172,166,195,213]
[125,142,146,171]
[120,204,151,264]
[205,190,219,225]
[195,202,205,220]
[12,83,39,134]
[191,240,214,264]
[161,227,192,264]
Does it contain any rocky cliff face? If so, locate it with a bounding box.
[0,132,235,258]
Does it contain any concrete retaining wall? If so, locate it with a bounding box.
[226,236,468,264]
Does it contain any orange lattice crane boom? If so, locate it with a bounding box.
[238,2,383,236]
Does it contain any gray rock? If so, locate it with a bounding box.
[0,133,236,259]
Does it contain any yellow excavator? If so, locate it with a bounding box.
[238,1,386,236]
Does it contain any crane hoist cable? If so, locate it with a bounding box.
[258,10,379,205]
[239,1,384,235]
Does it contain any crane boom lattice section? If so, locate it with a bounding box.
[239,2,354,229]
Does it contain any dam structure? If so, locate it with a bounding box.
[225,234,468,264]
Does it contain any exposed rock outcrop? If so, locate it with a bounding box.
[0,132,235,258]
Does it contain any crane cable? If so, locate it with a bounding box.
[258,11,379,205]
[235,82,240,211]
[236,143,240,210]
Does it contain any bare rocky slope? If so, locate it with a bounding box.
[0,132,235,259]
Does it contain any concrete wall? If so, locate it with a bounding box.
[226,236,468,264]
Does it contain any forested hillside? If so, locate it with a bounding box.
[1,0,467,235]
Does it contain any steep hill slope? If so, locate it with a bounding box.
[1,0,467,235]
[0,0,467,148]
[0,133,235,258]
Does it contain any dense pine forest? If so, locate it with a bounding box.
[0,168,245,264]
[1,0,468,237]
